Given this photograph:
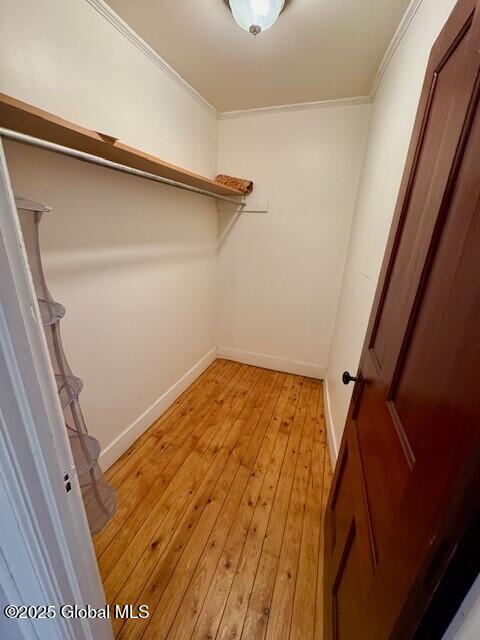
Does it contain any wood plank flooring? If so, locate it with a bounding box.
[94,359,332,640]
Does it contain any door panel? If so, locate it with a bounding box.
[369,14,476,382]
[325,1,480,638]
[333,524,363,640]
[327,424,376,638]
[355,385,410,558]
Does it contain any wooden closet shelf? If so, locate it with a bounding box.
[0,92,244,198]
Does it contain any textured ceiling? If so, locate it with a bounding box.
[105,0,411,112]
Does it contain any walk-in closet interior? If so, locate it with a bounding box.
[1,1,480,640]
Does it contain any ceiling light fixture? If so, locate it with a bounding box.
[228,0,285,36]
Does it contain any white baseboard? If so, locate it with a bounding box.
[323,377,339,465]
[217,346,324,380]
[99,347,217,470]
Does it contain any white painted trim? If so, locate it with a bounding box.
[85,0,218,118]
[217,346,324,379]
[90,2,372,118]
[221,0,424,118]
[0,140,112,640]
[218,96,371,120]
[99,347,217,469]
[369,0,424,99]
[84,0,424,121]
[323,377,339,465]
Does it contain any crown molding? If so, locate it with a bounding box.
[218,95,371,120]
[219,0,425,118]
[369,0,424,99]
[85,0,219,118]
[85,0,423,123]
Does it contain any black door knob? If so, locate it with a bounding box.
[342,371,358,385]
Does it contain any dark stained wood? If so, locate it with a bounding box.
[94,359,330,639]
[0,92,245,197]
[324,0,480,638]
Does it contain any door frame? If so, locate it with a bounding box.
[327,0,480,637]
[0,138,113,640]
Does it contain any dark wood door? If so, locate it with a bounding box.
[324,1,480,638]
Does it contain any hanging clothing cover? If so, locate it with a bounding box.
[16,197,116,535]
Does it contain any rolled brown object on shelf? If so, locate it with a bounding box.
[215,173,254,194]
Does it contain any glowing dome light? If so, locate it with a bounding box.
[229,0,285,36]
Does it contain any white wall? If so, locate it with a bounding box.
[324,0,458,459]
[0,0,219,467]
[217,104,371,378]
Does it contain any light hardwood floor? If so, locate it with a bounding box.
[94,359,332,640]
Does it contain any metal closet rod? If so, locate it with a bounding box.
[0,127,246,207]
